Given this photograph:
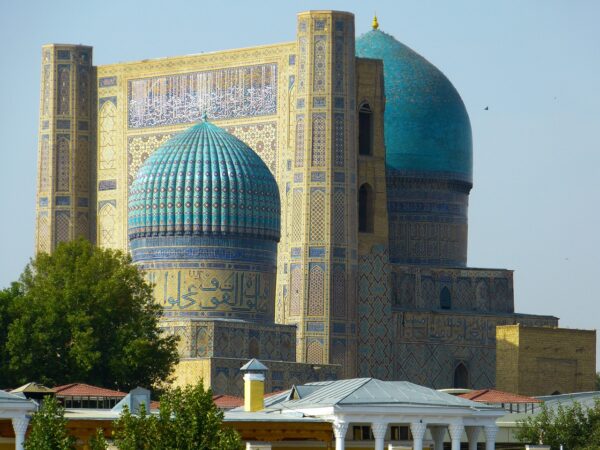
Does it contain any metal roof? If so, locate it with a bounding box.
[263,378,498,411]
[240,359,269,372]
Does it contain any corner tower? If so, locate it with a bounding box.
[277,11,359,377]
[35,45,95,253]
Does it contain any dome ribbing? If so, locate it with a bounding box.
[128,121,280,242]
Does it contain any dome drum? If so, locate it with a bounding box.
[128,120,281,323]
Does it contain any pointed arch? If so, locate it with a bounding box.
[453,362,469,388]
[358,101,373,156]
[440,286,452,310]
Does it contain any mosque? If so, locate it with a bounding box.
[34,10,561,395]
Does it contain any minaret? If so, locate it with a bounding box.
[277,11,359,377]
[35,45,95,253]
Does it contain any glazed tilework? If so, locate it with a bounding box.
[128,121,280,241]
[356,29,472,182]
[34,13,564,394]
[128,64,278,128]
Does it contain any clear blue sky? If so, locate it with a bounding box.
[1,1,599,362]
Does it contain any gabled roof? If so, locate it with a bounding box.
[53,383,126,398]
[458,389,541,404]
[264,378,496,410]
[11,382,53,394]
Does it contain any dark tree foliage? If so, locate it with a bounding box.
[114,381,241,450]
[24,396,75,450]
[1,239,178,391]
[517,399,600,449]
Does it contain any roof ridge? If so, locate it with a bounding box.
[334,378,373,405]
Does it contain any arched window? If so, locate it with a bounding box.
[358,102,373,156]
[453,363,469,388]
[358,183,374,233]
[440,286,452,310]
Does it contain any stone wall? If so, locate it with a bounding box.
[496,324,596,396]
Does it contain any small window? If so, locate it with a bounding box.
[358,102,373,155]
[390,426,409,440]
[454,362,469,388]
[352,425,374,440]
[440,286,451,310]
[358,183,374,233]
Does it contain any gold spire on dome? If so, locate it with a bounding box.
[372,14,379,30]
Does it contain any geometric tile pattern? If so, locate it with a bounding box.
[358,244,393,379]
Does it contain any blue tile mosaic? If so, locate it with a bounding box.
[99,76,117,87]
[311,172,325,182]
[98,179,117,191]
[309,247,325,258]
[307,322,325,332]
[55,196,70,206]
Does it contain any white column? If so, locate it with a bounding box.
[371,422,387,450]
[485,424,498,450]
[429,426,446,450]
[12,416,29,450]
[333,421,349,450]
[410,422,427,450]
[448,423,464,450]
[465,426,482,450]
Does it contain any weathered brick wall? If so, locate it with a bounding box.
[496,324,596,396]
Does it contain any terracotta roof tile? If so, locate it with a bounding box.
[458,389,541,404]
[212,394,243,409]
[52,383,126,398]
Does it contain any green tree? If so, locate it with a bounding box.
[517,399,600,449]
[4,239,178,391]
[0,283,20,387]
[24,396,75,450]
[89,428,108,450]
[595,372,600,391]
[114,381,241,450]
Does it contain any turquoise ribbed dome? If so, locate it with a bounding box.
[356,29,473,183]
[128,120,280,242]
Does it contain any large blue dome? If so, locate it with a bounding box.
[128,120,280,242]
[356,29,473,183]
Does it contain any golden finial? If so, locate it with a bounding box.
[372,14,379,30]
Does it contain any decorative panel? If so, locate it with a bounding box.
[307,263,324,316]
[333,264,346,318]
[54,211,71,246]
[289,264,302,316]
[291,189,303,241]
[77,66,90,114]
[39,135,50,192]
[75,212,88,239]
[306,339,323,364]
[223,121,277,174]
[57,64,70,115]
[37,212,50,254]
[309,188,325,242]
[98,202,117,249]
[312,36,327,93]
[56,136,70,191]
[42,65,51,117]
[75,137,89,192]
[311,113,326,166]
[128,63,277,128]
[127,133,172,185]
[294,114,305,168]
[334,113,344,166]
[333,188,345,243]
[297,37,307,94]
[99,101,117,170]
